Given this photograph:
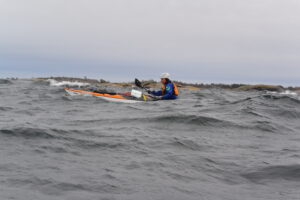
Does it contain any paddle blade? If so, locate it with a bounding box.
[135,78,142,88]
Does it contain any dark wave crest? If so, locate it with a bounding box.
[6,177,127,195]
[262,94,300,104]
[0,79,13,84]
[126,114,237,127]
[0,106,13,111]
[241,164,300,183]
[0,128,55,139]
[229,97,253,105]
[168,137,204,151]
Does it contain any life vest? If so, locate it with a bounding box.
[162,82,179,96]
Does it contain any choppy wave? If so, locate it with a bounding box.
[264,90,300,102]
[1,80,300,200]
[262,94,300,104]
[6,177,128,195]
[0,106,13,111]
[115,114,239,129]
[148,114,235,127]
[241,164,300,183]
[0,128,55,139]
[168,137,204,151]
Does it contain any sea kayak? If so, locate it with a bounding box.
[65,88,153,103]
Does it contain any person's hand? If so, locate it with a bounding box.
[156,96,163,100]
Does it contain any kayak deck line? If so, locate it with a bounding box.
[64,88,147,103]
[65,88,127,99]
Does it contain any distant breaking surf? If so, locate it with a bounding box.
[47,79,90,87]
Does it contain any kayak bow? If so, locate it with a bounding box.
[65,88,149,103]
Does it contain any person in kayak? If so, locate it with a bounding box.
[148,73,179,100]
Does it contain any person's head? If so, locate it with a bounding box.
[160,73,170,84]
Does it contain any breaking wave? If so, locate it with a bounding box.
[47,79,90,87]
[267,90,299,96]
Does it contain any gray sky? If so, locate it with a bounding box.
[1,0,300,85]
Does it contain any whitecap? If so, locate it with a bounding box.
[47,79,90,87]
[267,90,298,96]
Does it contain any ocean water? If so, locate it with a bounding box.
[1,79,300,200]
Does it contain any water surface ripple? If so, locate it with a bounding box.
[1,80,300,200]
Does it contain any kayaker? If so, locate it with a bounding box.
[148,73,179,100]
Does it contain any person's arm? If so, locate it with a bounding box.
[149,90,162,96]
[161,84,174,99]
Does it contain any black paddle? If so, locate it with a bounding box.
[135,78,161,100]
[134,78,150,92]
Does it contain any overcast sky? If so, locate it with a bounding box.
[1,0,300,85]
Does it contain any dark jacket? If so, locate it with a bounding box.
[150,82,177,100]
